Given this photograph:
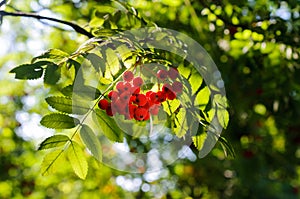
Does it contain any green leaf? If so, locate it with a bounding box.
[93,109,123,142]
[73,85,101,100]
[61,85,73,97]
[217,108,230,129]
[89,17,105,28]
[195,86,210,109]
[67,141,88,179]
[44,63,61,85]
[38,134,70,150]
[40,113,80,129]
[85,53,106,73]
[41,149,66,176]
[32,49,69,63]
[172,108,189,138]
[162,99,181,116]
[192,133,207,151]
[46,96,90,115]
[188,71,203,95]
[80,125,102,162]
[9,61,50,80]
[218,136,235,158]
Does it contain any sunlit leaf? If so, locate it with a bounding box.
[162,99,181,116]
[217,108,229,129]
[38,134,70,150]
[89,17,105,27]
[40,113,80,129]
[80,125,102,162]
[67,141,88,179]
[32,49,69,63]
[188,71,203,95]
[172,108,189,138]
[46,96,90,115]
[192,133,207,151]
[41,149,65,176]
[93,109,123,142]
[195,86,210,109]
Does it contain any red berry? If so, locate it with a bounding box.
[133,77,143,87]
[116,82,125,92]
[143,112,150,121]
[119,91,131,102]
[131,86,140,95]
[108,91,119,100]
[162,83,172,93]
[157,91,166,102]
[146,91,154,97]
[140,101,151,109]
[172,81,183,93]
[167,91,176,100]
[157,69,168,80]
[149,91,166,104]
[123,71,134,82]
[98,99,109,110]
[114,98,129,115]
[168,68,179,79]
[134,107,148,121]
[123,82,132,92]
[128,104,137,119]
[135,94,147,106]
[149,92,159,104]
[106,103,113,116]
[129,95,136,103]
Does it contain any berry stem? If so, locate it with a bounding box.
[149,114,154,137]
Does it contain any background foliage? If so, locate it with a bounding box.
[0,0,299,198]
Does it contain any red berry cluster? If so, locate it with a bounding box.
[98,68,182,121]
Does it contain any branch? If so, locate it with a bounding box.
[0,0,7,7]
[0,10,94,38]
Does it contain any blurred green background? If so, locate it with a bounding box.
[0,0,299,198]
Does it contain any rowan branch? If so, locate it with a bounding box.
[0,10,94,38]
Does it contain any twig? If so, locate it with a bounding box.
[0,10,93,38]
